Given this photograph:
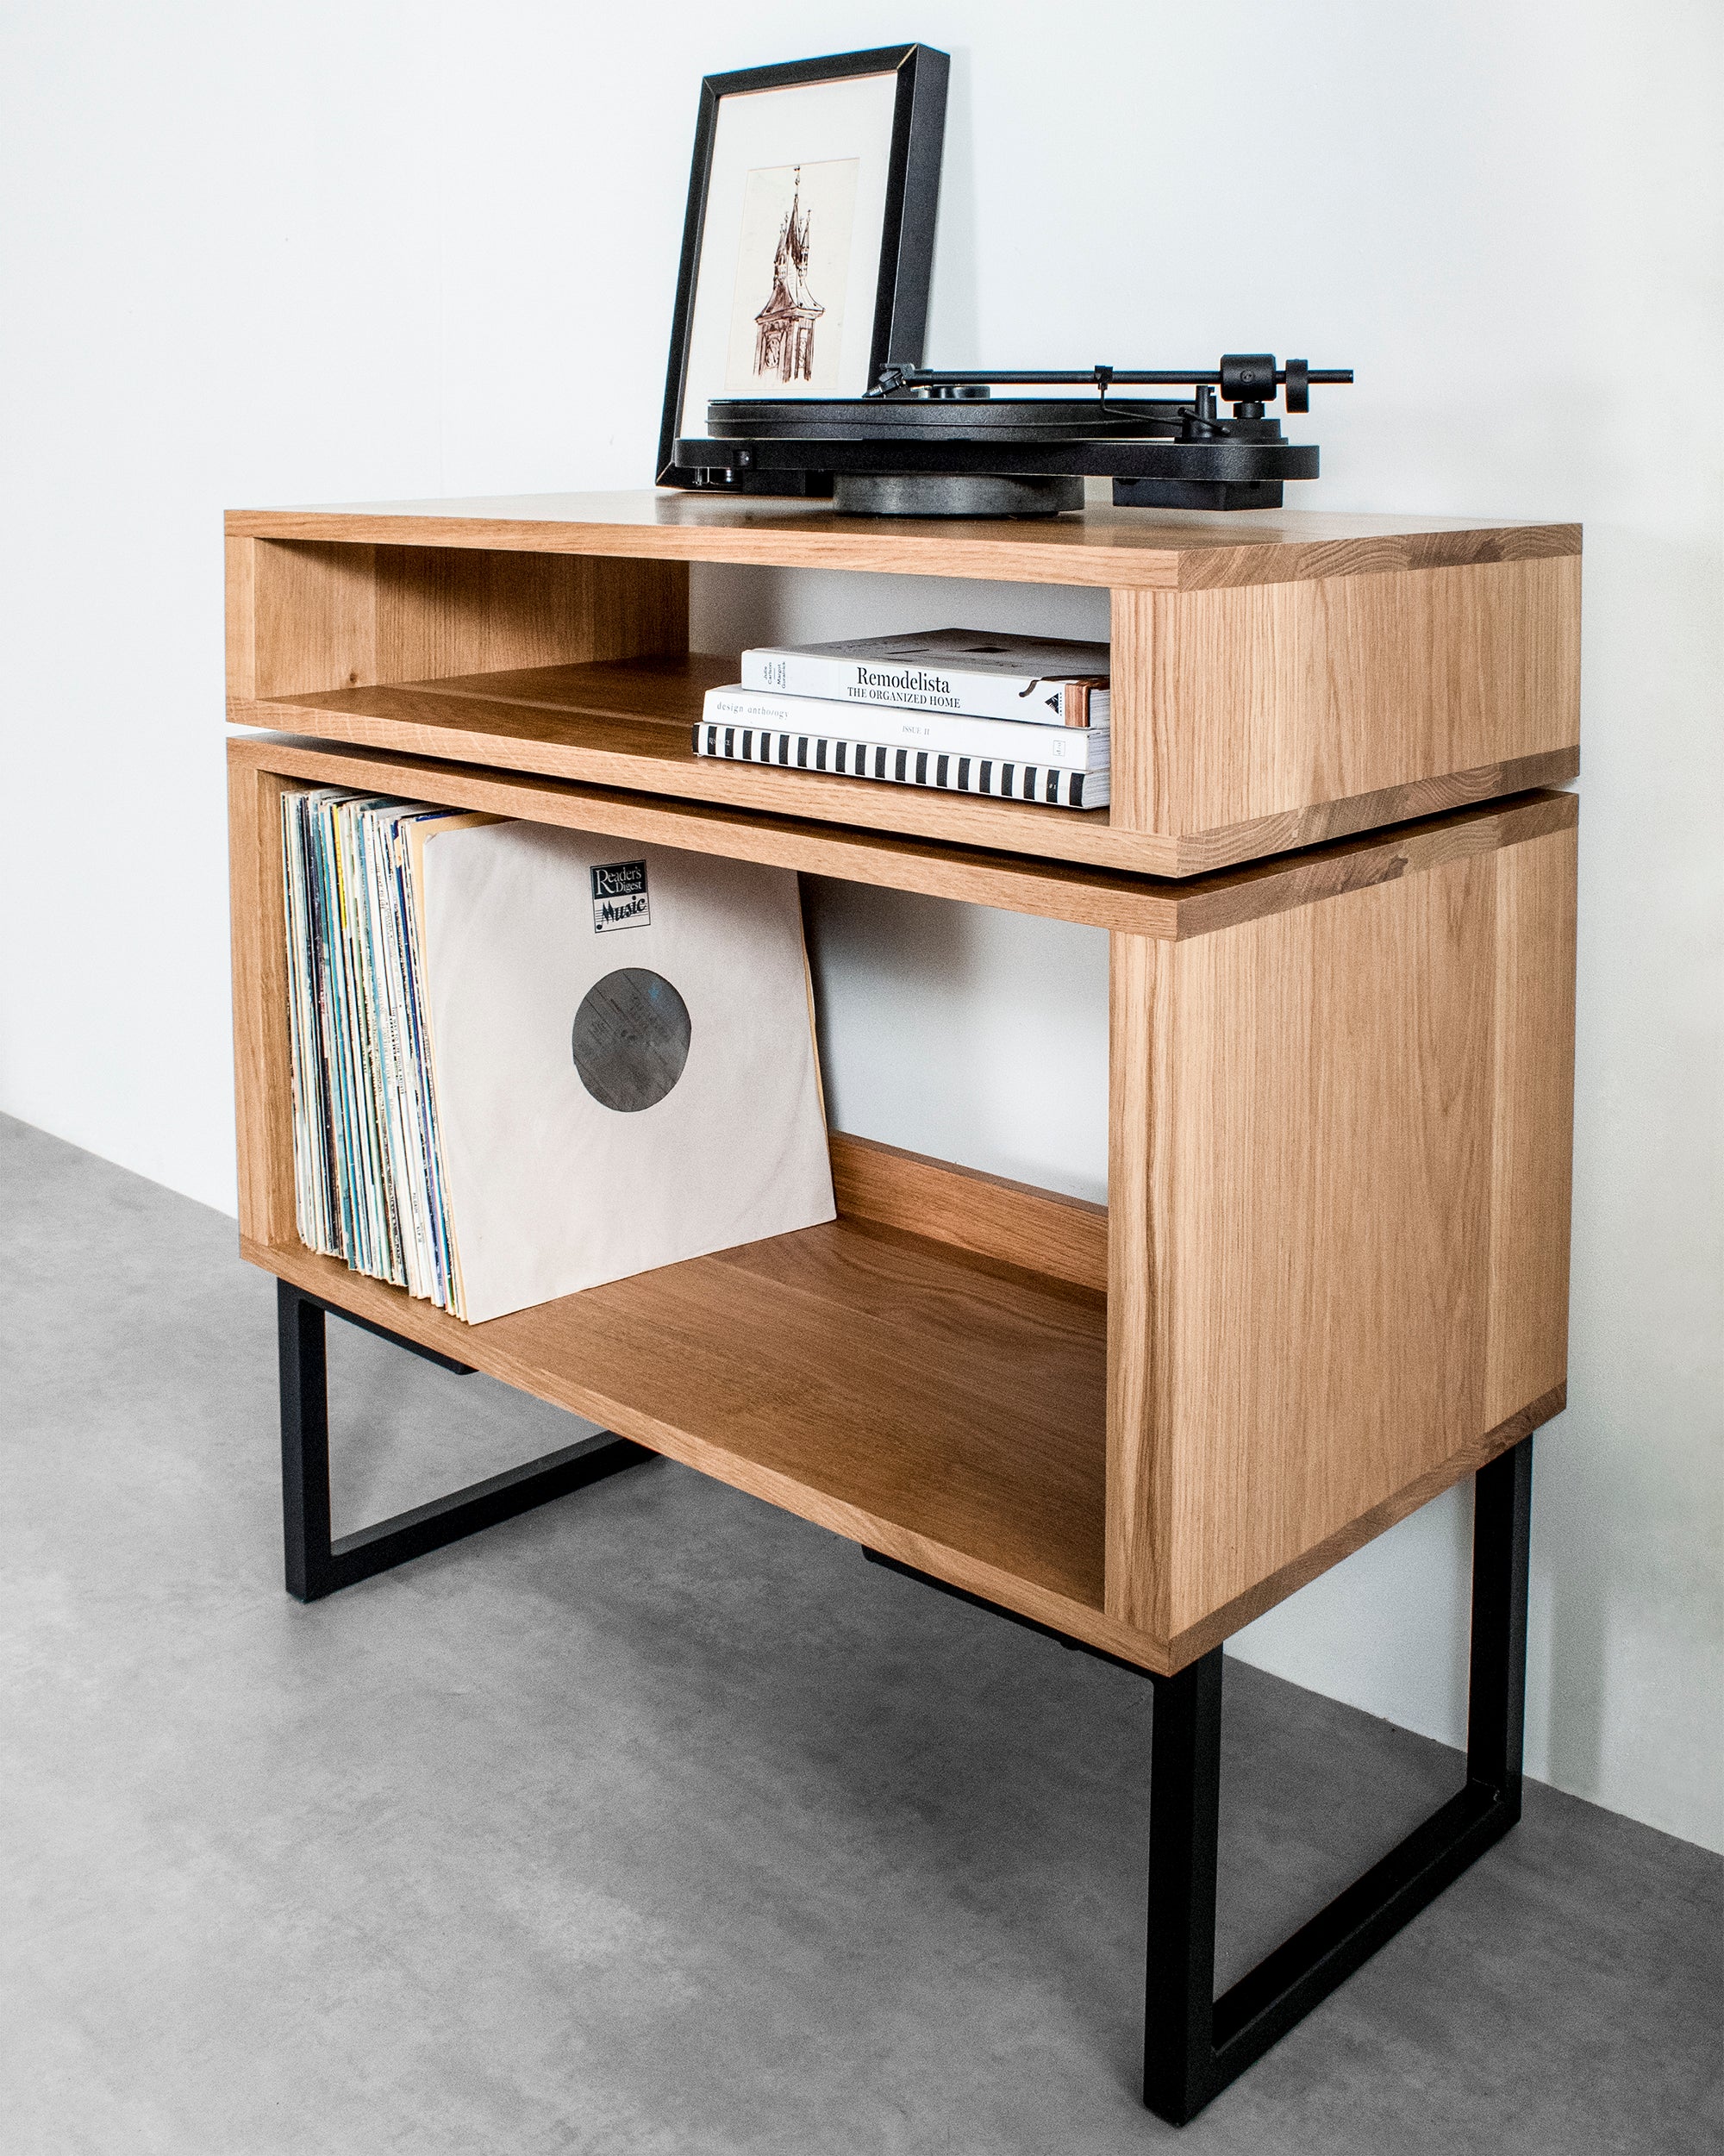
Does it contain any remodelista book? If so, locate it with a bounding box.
[701,685,1110,772]
[740,628,1110,726]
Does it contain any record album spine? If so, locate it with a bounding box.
[691,723,1109,810]
[739,650,1105,727]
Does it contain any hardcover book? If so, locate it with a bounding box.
[740,628,1110,726]
[702,685,1110,771]
[693,723,1109,810]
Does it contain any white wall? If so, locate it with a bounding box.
[2,0,1718,1847]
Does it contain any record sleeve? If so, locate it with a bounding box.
[417,823,834,1323]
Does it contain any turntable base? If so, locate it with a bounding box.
[832,472,1084,517]
[676,359,1354,513]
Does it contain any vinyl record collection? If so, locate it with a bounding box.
[281,789,476,1314]
[280,790,835,1326]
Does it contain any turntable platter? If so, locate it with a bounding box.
[705,396,1190,443]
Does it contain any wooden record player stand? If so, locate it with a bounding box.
[225,493,1580,2124]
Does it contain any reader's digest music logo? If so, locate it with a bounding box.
[590,861,650,932]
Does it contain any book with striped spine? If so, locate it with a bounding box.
[691,720,1109,810]
[702,684,1109,771]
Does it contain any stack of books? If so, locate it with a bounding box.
[692,628,1111,811]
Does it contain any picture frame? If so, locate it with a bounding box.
[656,43,949,493]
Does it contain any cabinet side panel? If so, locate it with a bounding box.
[1105,931,1177,1633]
[225,537,258,700]
[1113,556,1581,841]
[1484,822,1577,1425]
[249,540,381,700]
[1163,853,1496,1633]
[1108,586,1162,836]
[374,549,688,682]
[228,758,297,1247]
[235,544,689,703]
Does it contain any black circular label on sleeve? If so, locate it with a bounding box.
[571,969,691,1113]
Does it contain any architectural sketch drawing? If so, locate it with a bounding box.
[753,169,823,382]
[722,158,858,397]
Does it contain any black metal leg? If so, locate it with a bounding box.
[1467,1436,1533,1810]
[1143,1648,1224,2125]
[1141,1434,1535,2125]
[277,1279,653,1603]
[278,1278,334,1602]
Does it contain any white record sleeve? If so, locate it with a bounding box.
[418,823,834,1323]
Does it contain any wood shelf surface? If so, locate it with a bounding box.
[225,491,1580,593]
[238,650,1171,873]
[229,651,1579,883]
[249,1215,1114,1647]
[226,729,1576,942]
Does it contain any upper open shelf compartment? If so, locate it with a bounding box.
[236,651,1165,872]
[226,499,1581,878]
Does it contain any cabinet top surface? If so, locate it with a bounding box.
[226,489,1580,590]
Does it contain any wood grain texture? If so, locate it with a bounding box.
[225,492,1579,593]
[1106,931,1177,1634]
[829,1132,1107,1291]
[225,724,1577,944]
[233,541,687,702]
[1167,789,1577,941]
[226,733,1572,943]
[229,651,1578,881]
[372,547,687,681]
[1109,557,1581,841]
[1161,852,1496,1634]
[228,729,1184,933]
[1484,826,1577,1426]
[246,1221,1126,1646]
[1102,819,1577,1648]
[1163,748,1578,876]
[227,760,297,1247]
[235,667,1181,872]
[409,652,738,722]
[224,537,258,699]
[1160,1384,1566,1665]
[245,540,380,701]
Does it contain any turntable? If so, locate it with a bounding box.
[673,356,1353,517]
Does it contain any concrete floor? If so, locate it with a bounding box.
[1,1113,1717,2155]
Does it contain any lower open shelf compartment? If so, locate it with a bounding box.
[234,734,1577,1684]
[248,1205,1113,1644]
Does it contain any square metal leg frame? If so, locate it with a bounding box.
[867,1435,1533,2126]
[1144,1436,1533,2123]
[283,1266,1533,2116]
[277,1278,652,1603]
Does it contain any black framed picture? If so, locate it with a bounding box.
[656,43,949,492]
